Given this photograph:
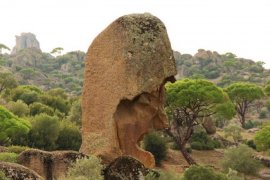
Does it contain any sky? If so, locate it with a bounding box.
[1,0,270,67]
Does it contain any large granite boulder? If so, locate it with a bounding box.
[11,33,41,54]
[80,13,177,168]
[18,149,87,180]
[0,161,43,180]
[103,156,148,180]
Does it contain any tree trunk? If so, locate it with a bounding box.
[240,114,245,128]
[179,143,197,165]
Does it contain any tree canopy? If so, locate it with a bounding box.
[225,82,264,127]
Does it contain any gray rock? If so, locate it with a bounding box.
[11,33,41,54]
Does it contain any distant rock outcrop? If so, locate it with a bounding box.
[18,149,87,180]
[0,161,43,180]
[80,13,177,168]
[11,33,41,54]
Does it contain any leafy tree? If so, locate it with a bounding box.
[0,43,10,54]
[0,73,17,94]
[0,106,31,146]
[67,100,82,126]
[47,88,68,99]
[225,82,264,127]
[143,131,167,166]
[6,100,29,117]
[56,120,82,151]
[29,102,54,116]
[51,47,63,56]
[40,94,70,114]
[28,113,60,150]
[222,144,262,175]
[165,79,235,165]
[10,85,41,105]
[254,125,270,151]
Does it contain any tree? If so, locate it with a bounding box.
[0,73,17,94]
[254,125,270,151]
[67,100,82,126]
[6,100,29,117]
[28,113,60,150]
[50,47,63,56]
[0,106,31,146]
[165,79,234,165]
[56,120,82,151]
[0,43,10,54]
[225,83,264,127]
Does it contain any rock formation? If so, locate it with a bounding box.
[103,156,149,180]
[80,13,177,168]
[0,161,43,180]
[11,33,41,54]
[18,149,87,180]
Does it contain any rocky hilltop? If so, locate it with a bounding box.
[11,33,41,54]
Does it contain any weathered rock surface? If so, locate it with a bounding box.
[18,149,87,180]
[0,161,43,180]
[80,13,177,168]
[103,156,148,180]
[255,155,270,167]
[11,33,41,54]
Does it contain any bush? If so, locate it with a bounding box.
[224,124,242,143]
[28,114,60,150]
[29,102,54,116]
[254,125,270,151]
[7,146,29,154]
[56,120,82,151]
[226,168,244,180]
[259,108,268,119]
[66,156,103,180]
[222,144,262,175]
[190,131,220,150]
[6,100,29,117]
[143,132,167,165]
[0,106,31,146]
[183,165,227,180]
[145,170,182,180]
[244,139,256,150]
[244,120,261,129]
[0,152,18,163]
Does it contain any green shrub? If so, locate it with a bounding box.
[186,147,192,153]
[222,144,262,175]
[190,131,220,150]
[28,113,60,150]
[66,156,103,180]
[56,120,82,151]
[244,120,262,129]
[145,170,182,180]
[224,124,242,143]
[266,101,270,111]
[183,165,227,180]
[244,139,256,150]
[6,100,29,117]
[226,168,244,180]
[259,109,268,119]
[0,152,18,163]
[0,106,31,146]
[29,102,54,116]
[254,125,270,151]
[143,132,167,165]
[7,146,29,154]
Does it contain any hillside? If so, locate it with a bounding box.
[174,49,270,86]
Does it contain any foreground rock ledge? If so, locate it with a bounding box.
[80,13,177,168]
[18,149,88,180]
[0,161,43,180]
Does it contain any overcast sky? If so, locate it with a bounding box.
[1,0,270,67]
